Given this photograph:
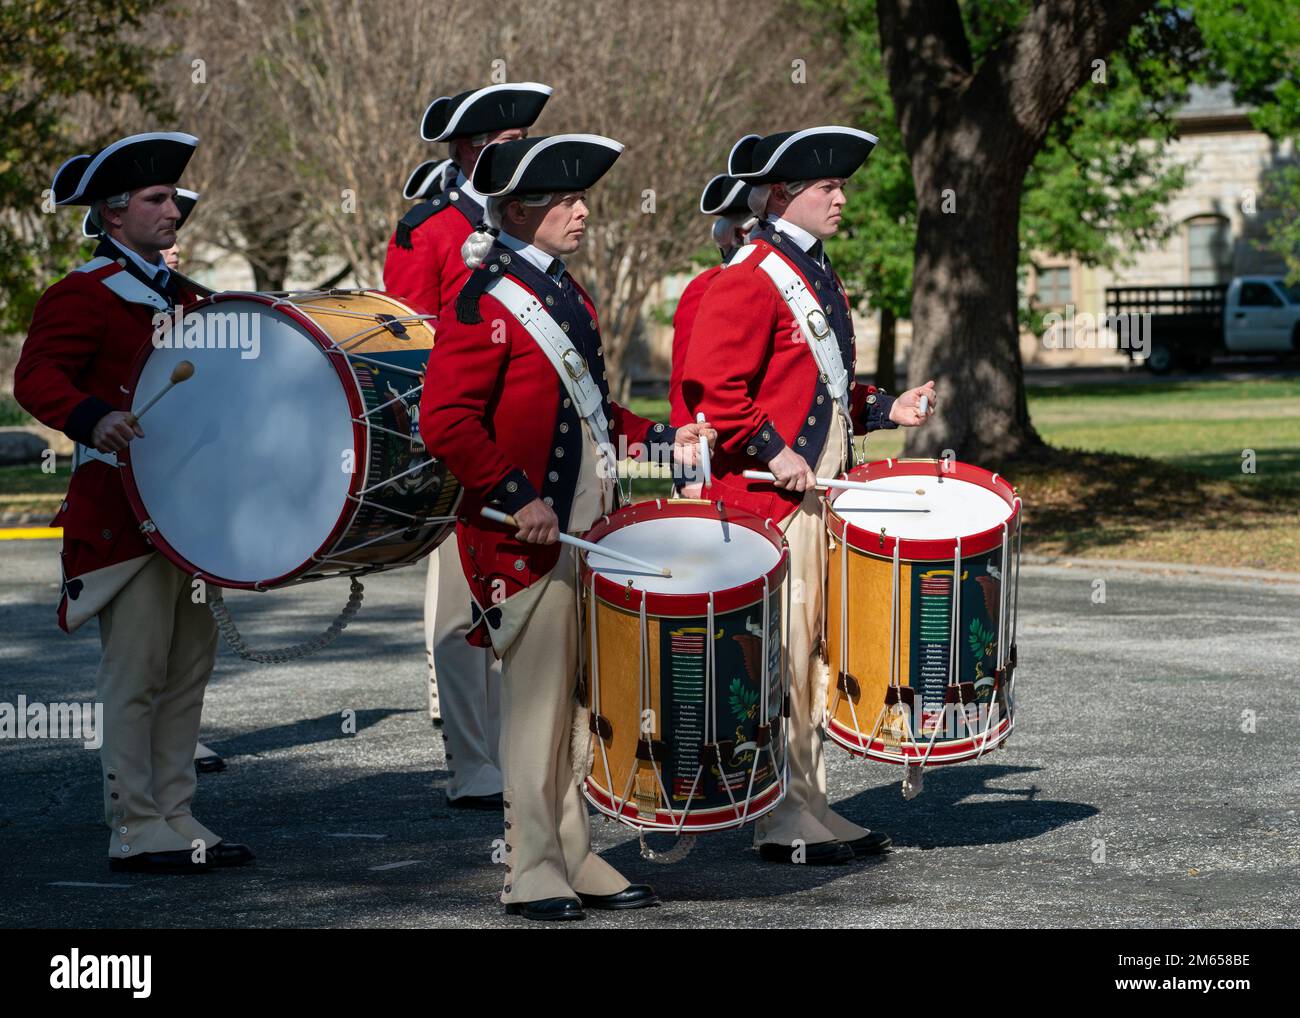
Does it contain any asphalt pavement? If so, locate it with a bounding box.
[1,539,1297,929]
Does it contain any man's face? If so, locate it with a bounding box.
[779,177,848,240]
[162,244,181,270]
[511,192,589,258]
[103,184,181,257]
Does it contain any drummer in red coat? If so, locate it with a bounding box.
[384,83,551,805]
[682,126,936,866]
[669,172,755,496]
[13,133,253,874]
[384,81,553,317]
[420,134,715,921]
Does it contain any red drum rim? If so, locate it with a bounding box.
[584,773,786,832]
[580,499,789,616]
[118,291,371,590]
[825,459,1020,560]
[825,713,1014,765]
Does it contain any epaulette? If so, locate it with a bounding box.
[394,193,451,250]
[454,249,510,325]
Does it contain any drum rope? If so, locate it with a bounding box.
[590,575,619,819]
[208,578,364,664]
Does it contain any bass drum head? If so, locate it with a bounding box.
[125,297,355,585]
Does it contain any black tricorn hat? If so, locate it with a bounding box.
[699,173,754,216]
[54,132,198,206]
[727,126,877,184]
[403,158,454,200]
[83,187,198,238]
[420,82,553,142]
[470,134,624,198]
[51,154,92,204]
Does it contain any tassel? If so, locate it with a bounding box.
[395,221,413,250]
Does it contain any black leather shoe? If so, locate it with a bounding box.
[195,754,226,774]
[448,793,504,810]
[109,850,210,875]
[845,830,893,857]
[578,884,659,910]
[757,840,854,865]
[504,897,585,921]
[207,842,255,868]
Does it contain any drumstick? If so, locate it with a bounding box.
[742,470,924,497]
[126,360,194,426]
[919,394,929,416]
[696,412,712,487]
[479,507,672,577]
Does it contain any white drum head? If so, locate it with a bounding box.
[129,299,354,583]
[832,475,1010,540]
[588,515,779,594]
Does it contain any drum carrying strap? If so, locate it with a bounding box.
[484,274,616,473]
[72,443,119,471]
[755,252,850,413]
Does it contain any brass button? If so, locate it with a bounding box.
[548,471,559,482]
[559,423,569,433]
[514,559,525,571]
[545,295,555,306]
[555,448,565,458]
[543,496,553,506]
[101,529,112,540]
[746,445,757,456]
[816,395,825,405]
[450,190,460,200]
[808,416,816,425]
[562,398,571,408]
[797,436,808,447]
[561,322,570,332]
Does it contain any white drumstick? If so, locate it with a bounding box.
[479,507,671,577]
[919,393,929,416]
[128,360,194,425]
[696,412,712,487]
[742,470,924,497]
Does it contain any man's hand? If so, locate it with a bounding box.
[671,420,717,467]
[889,379,937,427]
[512,497,559,545]
[91,411,144,454]
[766,446,817,493]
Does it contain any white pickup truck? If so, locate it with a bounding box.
[1106,277,1300,372]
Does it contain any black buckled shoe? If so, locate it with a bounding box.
[845,830,893,857]
[757,840,854,865]
[505,897,586,921]
[207,842,255,868]
[578,884,659,910]
[448,793,504,811]
[109,850,211,875]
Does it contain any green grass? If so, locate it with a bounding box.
[0,394,35,427]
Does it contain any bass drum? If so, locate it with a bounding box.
[120,289,460,589]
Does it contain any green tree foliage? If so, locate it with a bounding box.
[0,0,170,336]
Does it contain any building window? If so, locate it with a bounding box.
[1186,216,1232,284]
[1035,266,1072,306]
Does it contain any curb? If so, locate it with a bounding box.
[1023,553,1300,586]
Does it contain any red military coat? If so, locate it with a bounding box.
[13,245,207,632]
[420,244,675,646]
[382,183,481,316]
[681,232,896,524]
[668,263,724,427]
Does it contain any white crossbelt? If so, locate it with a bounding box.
[755,251,851,412]
[485,274,617,477]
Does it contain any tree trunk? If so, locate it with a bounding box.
[874,307,897,392]
[876,0,1155,466]
[903,144,1040,462]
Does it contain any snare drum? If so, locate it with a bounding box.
[579,500,790,832]
[823,459,1022,766]
[120,290,461,589]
